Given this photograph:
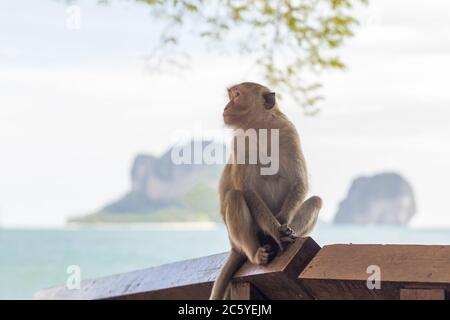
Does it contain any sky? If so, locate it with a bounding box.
[0,0,449,228]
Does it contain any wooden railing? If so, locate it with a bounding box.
[34,237,450,300]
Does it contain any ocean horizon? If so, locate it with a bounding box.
[1,224,450,299]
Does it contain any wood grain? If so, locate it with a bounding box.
[299,244,450,300]
[400,288,446,300]
[35,237,320,300]
[230,282,266,300]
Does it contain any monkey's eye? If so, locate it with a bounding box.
[235,91,240,97]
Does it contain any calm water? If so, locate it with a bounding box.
[1,224,450,299]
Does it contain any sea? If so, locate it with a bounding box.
[1,223,450,300]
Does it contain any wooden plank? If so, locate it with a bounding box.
[35,237,320,300]
[229,282,265,300]
[34,252,228,300]
[299,244,450,300]
[400,288,447,300]
[234,237,320,300]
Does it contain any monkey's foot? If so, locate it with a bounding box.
[279,224,298,246]
[279,224,295,236]
[253,246,271,265]
[262,244,276,260]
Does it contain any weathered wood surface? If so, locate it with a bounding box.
[299,244,450,300]
[35,237,320,300]
[234,236,320,299]
[400,288,447,300]
[230,282,265,300]
[35,252,226,300]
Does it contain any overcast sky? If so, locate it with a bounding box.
[1,0,450,228]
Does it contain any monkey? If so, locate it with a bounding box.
[209,82,322,300]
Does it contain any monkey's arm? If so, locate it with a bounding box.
[243,190,285,249]
[275,183,306,225]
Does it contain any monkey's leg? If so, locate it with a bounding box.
[243,190,285,250]
[225,190,272,265]
[210,190,272,300]
[288,196,322,237]
[275,183,306,225]
[210,249,246,300]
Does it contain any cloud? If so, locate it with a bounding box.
[1,0,450,227]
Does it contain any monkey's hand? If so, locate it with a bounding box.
[279,224,297,245]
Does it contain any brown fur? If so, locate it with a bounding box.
[210,82,322,300]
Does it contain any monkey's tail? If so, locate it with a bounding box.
[291,196,322,237]
[209,249,246,300]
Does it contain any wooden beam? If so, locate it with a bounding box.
[299,244,450,300]
[35,237,320,300]
[400,288,447,300]
[35,252,228,300]
[229,282,265,300]
[234,237,320,299]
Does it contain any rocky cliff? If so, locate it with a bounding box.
[333,172,416,225]
[71,141,224,223]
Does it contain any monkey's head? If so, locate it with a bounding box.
[223,82,277,128]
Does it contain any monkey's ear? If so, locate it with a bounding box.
[263,92,276,109]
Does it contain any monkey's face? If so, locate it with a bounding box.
[223,82,276,128]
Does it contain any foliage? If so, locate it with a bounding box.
[133,0,367,113]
